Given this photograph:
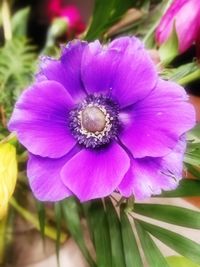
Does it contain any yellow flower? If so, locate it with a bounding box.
[0,143,17,219]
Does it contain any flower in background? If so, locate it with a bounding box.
[8,37,195,202]
[47,0,85,35]
[155,0,200,53]
[0,143,17,219]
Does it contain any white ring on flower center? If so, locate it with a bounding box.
[78,104,113,140]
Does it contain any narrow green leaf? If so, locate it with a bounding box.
[159,179,200,197]
[61,198,95,267]
[166,256,200,267]
[137,219,200,265]
[89,200,112,267]
[55,202,62,267]
[11,7,30,37]
[135,221,169,267]
[159,24,179,65]
[36,201,45,240]
[134,204,200,229]
[87,200,111,267]
[120,208,143,267]
[85,0,132,41]
[105,198,126,267]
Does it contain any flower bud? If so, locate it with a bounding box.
[156,0,200,53]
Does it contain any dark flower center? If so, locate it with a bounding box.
[69,95,119,148]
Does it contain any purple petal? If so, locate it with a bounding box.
[60,142,130,201]
[39,40,87,103]
[27,147,79,201]
[120,79,196,158]
[81,40,122,95]
[8,81,76,158]
[119,139,186,199]
[81,37,157,108]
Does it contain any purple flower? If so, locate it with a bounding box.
[8,37,195,202]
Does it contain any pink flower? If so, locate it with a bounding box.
[155,0,200,53]
[47,0,85,35]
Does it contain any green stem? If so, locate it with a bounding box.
[178,69,200,85]
[9,197,67,243]
[1,0,12,41]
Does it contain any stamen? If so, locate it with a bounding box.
[69,95,119,148]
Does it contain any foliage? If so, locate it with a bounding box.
[0,38,36,120]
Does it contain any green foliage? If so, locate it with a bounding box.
[84,0,133,41]
[159,24,179,65]
[135,220,170,267]
[166,256,200,267]
[0,38,36,119]
[61,194,200,267]
[11,7,30,38]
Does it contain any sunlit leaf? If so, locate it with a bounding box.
[0,143,17,219]
[166,256,200,267]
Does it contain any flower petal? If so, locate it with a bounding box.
[119,139,186,199]
[27,148,79,201]
[38,40,87,102]
[8,81,76,158]
[61,142,130,201]
[81,37,157,108]
[120,79,196,158]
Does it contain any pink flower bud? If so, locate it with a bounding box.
[156,0,200,53]
[47,0,85,35]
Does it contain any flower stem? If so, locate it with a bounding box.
[1,0,12,41]
[9,197,67,243]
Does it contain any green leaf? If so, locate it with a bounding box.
[137,219,200,265]
[105,198,126,267]
[159,179,200,197]
[55,203,62,267]
[36,201,45,240]
[11,7,30,37]
[85,0,132,41]
[134,204,200,229]
[159,24,179,65]
[61,198,95,267]
[87,200,111,267]
[135,221,169,267]
[120,208,143,267]
[0,38,36,117]
[166,256,200,267]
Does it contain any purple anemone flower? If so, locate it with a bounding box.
[8,37,195,202]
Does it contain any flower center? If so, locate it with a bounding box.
[81,106,106,133]
[69,95,119,148]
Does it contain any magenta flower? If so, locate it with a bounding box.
[156,0,200,53]
[8,37,195,202]
[47,0,85,35]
